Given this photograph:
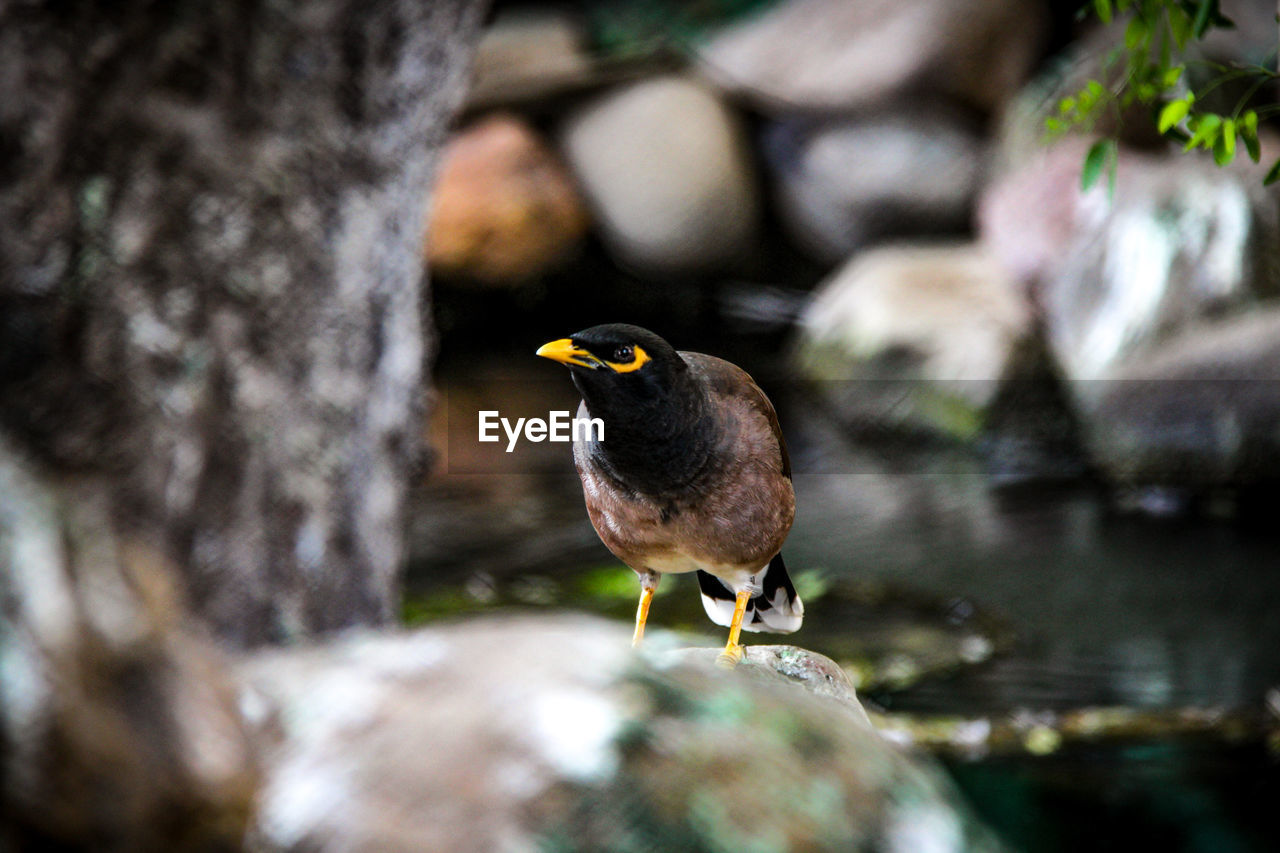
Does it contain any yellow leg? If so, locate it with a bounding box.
[715,589,752,669]
[632,584,655,648]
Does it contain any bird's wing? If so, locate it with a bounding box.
[680,352,791,480]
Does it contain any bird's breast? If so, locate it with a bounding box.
[574,443,793,577]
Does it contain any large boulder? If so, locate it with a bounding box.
[240,616,1003,852]
[763,108,987,264]
[560,75,760,276]
[795,243,1033,440]
[1074,308,1280,489]
[426,114,590,285]
[980,142,1280,491]
[980,142,1280,381]
[465,7,593,110]
[696,0,1046,115]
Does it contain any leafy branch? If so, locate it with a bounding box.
[1049,0,1280,190]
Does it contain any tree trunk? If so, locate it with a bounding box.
[0,0,486,646]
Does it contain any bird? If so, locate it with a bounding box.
[536,323,803,667]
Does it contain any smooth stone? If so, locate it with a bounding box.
[560,75,760,276]
[696,0,1045,115]
[796,243,1033,440]
[1199,0,1280,68]
[980,141,1280,383]
[465,7,592,110]
[663,644,874,727]
[239,615,1004,852]
[1075,308,1280,487]
[763,108,986,263]
[425,114,590,285]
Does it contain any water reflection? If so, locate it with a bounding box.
[785,457,1280,714]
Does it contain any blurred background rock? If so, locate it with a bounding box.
[426,0,1280,503]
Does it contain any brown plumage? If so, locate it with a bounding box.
[537,324,803,666]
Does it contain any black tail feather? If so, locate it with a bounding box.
[697,553,804,634]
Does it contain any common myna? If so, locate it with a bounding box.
[537,324,803,666]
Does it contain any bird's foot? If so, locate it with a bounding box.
[715,643,744,669]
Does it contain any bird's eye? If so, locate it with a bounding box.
[612,345,633,362]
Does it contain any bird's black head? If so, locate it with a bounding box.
[537,323,699,432]
[536,323,684,394]
[537,323,712,493]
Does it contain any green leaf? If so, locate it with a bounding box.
[1242,111,1260,163]
[1058,96,1077,115]
[1124,16,1147,49]
[1264,158,1280,186]
[1169,7,1191,48]
[1082,138,1115,191]
[1184,112,1222,151]
[1095,0,1113,24]
[1242,130,1261,163]
[1158,99,1189,133]
[1161,66,1184,88]
[1192,0,1214,39]
[1214,118,1235,165]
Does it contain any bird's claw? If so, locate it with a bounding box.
[716,644,744,669]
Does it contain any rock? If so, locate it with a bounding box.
[696,0,1045,115]
[0,439,259,850]
[425,114,590,285]
[795,243,1033,440]
[240,615,1004,852]
[1184,0,1280,117]
[980,142,1280,490]
[560,75,760,276]
[763,108,987,263]
[979,140,1093,286]
[1201,0,1280,67]
[663,644,874,727]
[1074,308,1280,487]
[465,7,593,110]
[980,142,1280,382]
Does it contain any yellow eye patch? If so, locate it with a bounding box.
[606,345,651,373]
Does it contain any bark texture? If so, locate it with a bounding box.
[0,439,260,849]
[0,0,486,645]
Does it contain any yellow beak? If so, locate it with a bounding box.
[536,338,600,369]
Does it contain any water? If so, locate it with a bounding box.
[776,385,1280,851]
[787,467,1280,715]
